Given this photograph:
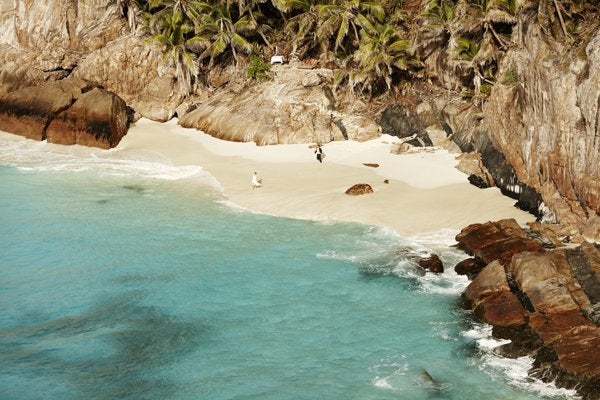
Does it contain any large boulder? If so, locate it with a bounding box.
[0,78,93,140]
[46,88,128,148]
[179,65,380,145]
[455,219,543,266]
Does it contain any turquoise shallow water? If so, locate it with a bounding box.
[0,134,577,400]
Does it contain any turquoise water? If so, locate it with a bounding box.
[0,134,577,399]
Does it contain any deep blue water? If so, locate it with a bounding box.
[0,134,577,399]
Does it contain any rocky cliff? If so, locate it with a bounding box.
[456,219,600,400]
[0,0,182,121]
[483,17,600,241]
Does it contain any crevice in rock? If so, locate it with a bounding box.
[333,117,348,140]
[506,272,535,312]
[476,132,544,218]
[322,85,336,111]
[41,100,77,141]
[566,247,600,325]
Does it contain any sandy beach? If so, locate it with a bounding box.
[112,118,534,238]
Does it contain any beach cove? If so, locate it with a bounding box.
[117,119,534,237]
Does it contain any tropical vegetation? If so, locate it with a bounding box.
[131,0,599,97]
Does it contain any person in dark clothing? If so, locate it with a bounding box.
[315,144,324,163]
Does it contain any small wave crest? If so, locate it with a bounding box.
[318,225,469,295]
[0,133,220,188]
[462,323,580,399]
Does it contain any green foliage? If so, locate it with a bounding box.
[134,0,597,100]
[457,37,480,61]
[479,83,492,94]
[246,54,271,80]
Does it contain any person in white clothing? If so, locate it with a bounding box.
[252,171,262,188]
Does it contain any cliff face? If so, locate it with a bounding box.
[179,65,380,145]
[0,0,126,94]
[483,17,600,239]
[0,0,182,121]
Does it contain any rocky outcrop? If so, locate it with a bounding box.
[179,64,380,145]
[73,36,185,122]
[0,0,128,95]
[0,78,129,148]
[455,219,544,266]
[46,88,128,149]
[483,19,600,238]
[418,254,444,273]
[456,220,600,400]
[0,78,93,140]
[0,0,127,53]
[0,1,183,123]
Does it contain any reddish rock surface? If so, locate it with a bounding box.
[456,220,600,400]
[417,254,444,273]
[454,257,485,279]
[455,219,543,265]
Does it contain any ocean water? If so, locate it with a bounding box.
[0,133,578,400]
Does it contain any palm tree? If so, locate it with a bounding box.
[191,2,255,67]
[336,21,412,96]
[315,0,385,54]
[141,0,203,95]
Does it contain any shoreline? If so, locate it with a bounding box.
[114,119,535,238]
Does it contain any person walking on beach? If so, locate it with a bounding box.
[252,171,262,188]
[315,144,324,163]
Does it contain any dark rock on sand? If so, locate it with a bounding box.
[46,88,128,149]
[345,183,374,195]
[0,78,93,141]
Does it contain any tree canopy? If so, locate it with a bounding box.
[134,0,599,97]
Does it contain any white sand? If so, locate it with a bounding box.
[115,118,534,237]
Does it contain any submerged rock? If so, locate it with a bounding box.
[417,254,444,273]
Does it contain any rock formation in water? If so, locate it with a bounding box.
[456,219,600,400]
[0,1,598,397]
